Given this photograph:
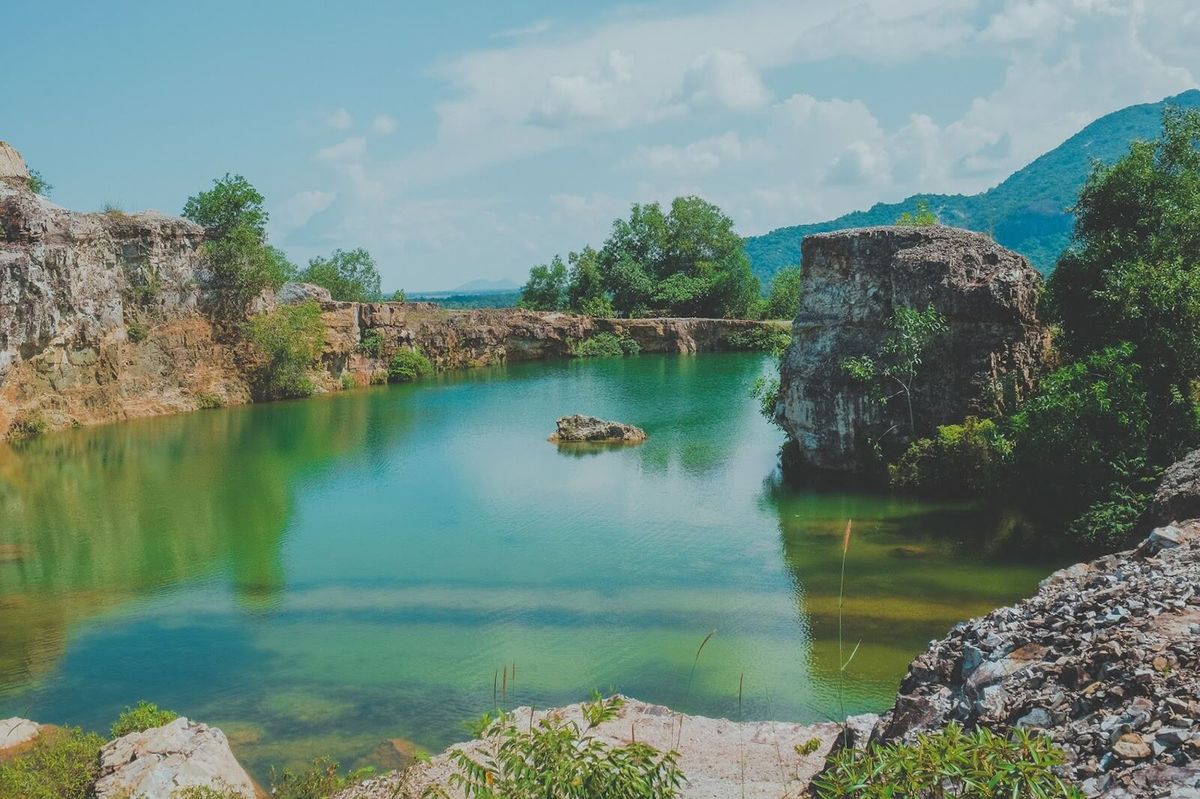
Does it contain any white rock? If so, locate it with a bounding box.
[0,717,40,752]
[93,717,256,799]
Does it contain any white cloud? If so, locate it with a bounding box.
[274,190,336,234]
[370,114,398,135]
[679,50,770,111]
[324,108,353,131]
[316,136,367,162]
[628,132,761,175]
[493,19,553,39]
[979,0,1074,44]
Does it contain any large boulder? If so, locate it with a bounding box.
[1147,448,1200,527]
[549,414,646,443]
[93,717,257,799]
[774,226,1049,471]
[0,717,40,757]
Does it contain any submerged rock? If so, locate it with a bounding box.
[774,226,1049,472]
[549,414,647,443]
[93,717,257,799]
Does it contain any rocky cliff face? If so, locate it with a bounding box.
[0,142,781,438]
[774,226,1049,471]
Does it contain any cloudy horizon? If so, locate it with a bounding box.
[5,0,1198,290]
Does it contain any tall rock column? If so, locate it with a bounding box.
[774,226,1049,472]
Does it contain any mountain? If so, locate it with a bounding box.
[454,277,520,292]
[744,89,1200,279]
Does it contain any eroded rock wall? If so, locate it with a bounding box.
[774,226,1049,471]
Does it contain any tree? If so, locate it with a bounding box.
[1047,107,1200,461]
[182,174,268,239]
[300,248,382,302]
[519,255,568,310]
[245,300,326,400]
[27,169,52,197]
[896,199,938,227]
[762,265,802,319]
[842,304,948,438]
[597,197,759,318]
[566,247,609,315]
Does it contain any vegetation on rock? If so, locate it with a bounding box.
[27,168,52,197]
[889,416,1013,495]
[388,347,434,382]
[568,332,640,358]
[245,300,326,400]
[110,700,179,738]
[0,726,105,799]
[753,265,802,320]
[299,247,383,303]
[895,198,938,227]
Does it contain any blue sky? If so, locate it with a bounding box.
[4,1,1197,290]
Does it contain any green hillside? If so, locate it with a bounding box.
[744,89,1200,278]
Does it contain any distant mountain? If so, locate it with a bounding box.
[744,89,1200,279]
[454,277,520,292]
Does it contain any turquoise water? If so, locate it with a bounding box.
[0,354,1055,777]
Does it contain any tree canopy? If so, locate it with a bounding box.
[182,173,268,240]
[300,248,383,302]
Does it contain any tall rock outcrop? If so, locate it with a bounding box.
[774,226,1049,472]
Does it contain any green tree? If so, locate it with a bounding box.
[895,198,938,227]
[566,246,610,315]
[519,255,568,310]
[300,248,383,302]
[762,265,802,319]
[27,169,52,197]
[1047,107,1200,460]
[842,305,948,437]
[245,300,326,400]
[599,196,759,318]
[182,173,268,239]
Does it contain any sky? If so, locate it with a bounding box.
[3,1,1198,291]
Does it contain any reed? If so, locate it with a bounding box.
[836,520,862,742]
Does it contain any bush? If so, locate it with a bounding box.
[245,300,326,400]
[340,373,356,390]
[0,726,105,799]
[728,326,791,355]
[7,412,48,441]
[569,332,640,358]
[889,416,1013,495]
[111,700,179,738]
[761,265,802,320]
[172,785,245,799]
[813,723,1081,798]
[299,248,382,302]
[126,318,148,343]
[895,198,938,227]
[359,329,384,358]
[427,695,683,799]
[751,375,780,422]
[388,348,433,383]
[270,757,373,799]
[196,392,224,410]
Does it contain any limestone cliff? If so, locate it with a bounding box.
[774,226,1049,472]
[0,143,781,438]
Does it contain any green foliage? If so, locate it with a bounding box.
[340,373,357,390]
[27,169,52,197]
[841,305,948,437]
[426,695,683,799]
[126,318,148,343]
[727,326,791,356]
[890,417,1013,495]
[566,247,608,315]
[391,288,407,303]
[196,392,224,409]
[1048,107,1200,461]
[813,723,1081,798]
[270,756,373,799]
[760,265,802,320]
[895,198,938,227]
[7,412,47,441]
[359,329,384,358]
[1008,344,1157,546]
[569,332,640,358]
[0,726,105,799]
[388,347,433,383]
[245,300,326,400]
[183,173,268,240]
[519,256,569,311]
[300,248,383,302]
[111,700,179,737]
[744,90,1200,281]
[751,375,780,422]
[172,784,246,799]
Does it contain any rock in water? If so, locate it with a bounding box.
[550,414,646,443]
[775,226,1049,472]
[93,717,257,799]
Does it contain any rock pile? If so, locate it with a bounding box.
[549,414,647,443]
[872,521,1200,796]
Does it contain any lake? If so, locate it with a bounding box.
[0,353,1057,778]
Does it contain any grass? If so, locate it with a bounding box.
[6,411,47,441]
[270,757,374,799]
[727,326,791,355]
[111,700,179,738]
[0,726,105,799]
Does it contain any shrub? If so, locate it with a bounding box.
[895,198,938,227]
[391,289,407,303]
[761,265,802,320]
[889,416,1013,495]
[172,785,245,799]
[0,726,106,799]
[579,294,615,318]
[340,373,356,390]
[751,375,780,422]
[388,348,433,383]
[27,169,52,197]
[126,318,148,343]
[359,329,384,358]
[111,700,179,738]
[8,412,48,441]
[813,723,1081,798]
[196,392,224,410]
[426,695,683,799]
[728,326,791,355]
[270,757,373,799]
[569,332,640,358]
[245,300,326,400]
